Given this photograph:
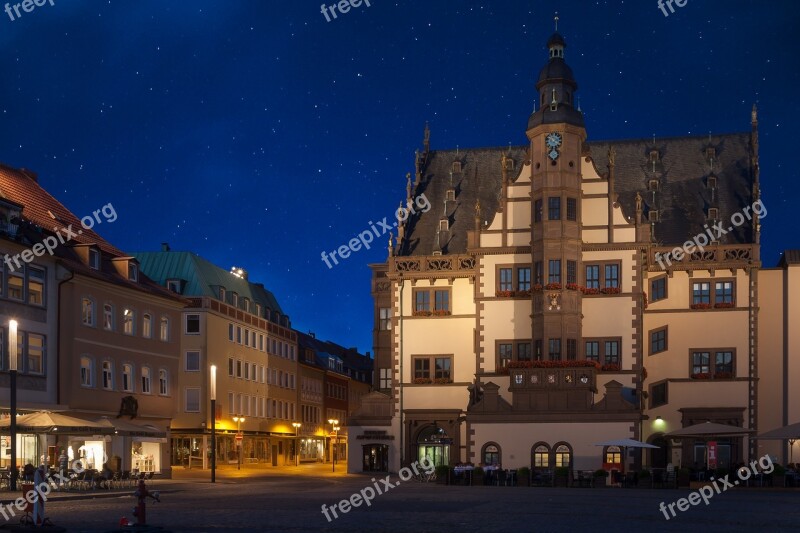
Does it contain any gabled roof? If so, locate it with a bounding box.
[778,250,800,267]
[133,251,284,316]
[399,132,755,255]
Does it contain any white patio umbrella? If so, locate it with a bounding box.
[758,422,800,463]
[0,411,111,434]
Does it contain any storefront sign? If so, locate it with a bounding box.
[707,441,717,469]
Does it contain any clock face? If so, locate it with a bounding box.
[548,149,560,161]
[546,132,562,148]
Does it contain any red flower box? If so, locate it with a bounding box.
[690,303,712,310]
[413,377,432,384]
[714,372,734,379]
[566,283,582,291]
[691,372,711,379]
[601,363,621,371]
[600,287,621,294]
[714,302,735,309]
[533,284,544,292]
[516,289,532,297]
[412,310,432,316]
[545,283,562,290]
[507,360,600,369]
[496,290,514,297]
[432,309,452,316]
[581,287,600,295]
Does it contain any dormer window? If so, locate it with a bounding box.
[649,210,659,223]
[503,158,515,172]
[707,176,717,189]
[88,248,101,270]
[255,303,262,317]
[166,279,182,293]
[243,297,250,312]
[439,219,449,231]
[649,179,659,191]
[231,292,238,307]
[128,262,139,282]
[452,161,462,173]
[706,147,716,160]
[649,149,660,163]
[708,208,719,220]
[446,189,456,201]
[219,287,226,301]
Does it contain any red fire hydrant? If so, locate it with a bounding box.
[132,478,160,526]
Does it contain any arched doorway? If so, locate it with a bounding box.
[649,435,669,468]
[416,425,450,467]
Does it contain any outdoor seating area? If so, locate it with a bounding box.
[0,467,156,492]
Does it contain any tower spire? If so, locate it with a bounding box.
[554,12,559,32]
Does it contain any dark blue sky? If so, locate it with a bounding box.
[1,1,798,353]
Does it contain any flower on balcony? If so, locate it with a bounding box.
[714,371,734,379]
[642,292,649,309]
[691,372,712,379]
[714,302,735,309]
[412,310,432,317]
[432,309,452,316]
[533,284,544,292]
[566,283,582,291]
[516,289,532,297]
[545,282,562,291]
[581,287,600,295]
[433,377,453,384]
[600,363,621,372]
[496,290,515,297]
[413,377,433,384]
[641,367,648,380]
[690,303,712,310]
[600,287,621,294]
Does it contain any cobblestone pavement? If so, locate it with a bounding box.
[1,469,798,532]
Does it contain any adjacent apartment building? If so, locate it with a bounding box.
[349,30,800,474]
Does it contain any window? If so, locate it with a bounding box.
[80,356,93,387]
[498,343,513,370]
[141,367,152,394]
[228,357,234,376]
[708,208,719,220]
[160,317,169,341]
[379,368,391,389]
[243,297,250,312]
[605,446,622,464]
[244,362,250,380]
[236,360,242,378]
[534,199,543,223]
[159,369,168,395]
[259,334,264,351]
[651,277,667,302]
[166,280,181,293]
[566,339,577,360]
[517,342,532,361]
[547,339,561,361]
[715,281,734,304]
[123,308,135,335]
[548,260,561,284]
[412,355,452,382]
[122,364,133,392]
[585,341,599,362]
[567,198,577,221]
[585,266,599,289]
[185,314,200,335]
[231,292,238,307]
[236,326,242,344]
[548,197,561,220]
[650,327,667,355]
[7,269,23,301]
[650,381,668,408]
[103,304,114,331]
[434,290,450,312]
[691,349,736,378]
[534,262,543,285]
[692,282,711,305]
[604,264,619,288]
[102,360,113,390]
[499,268,513,292]
[566,261,576,285]
[518,268,531,291]
[584,338,621,366]
[554,444,571,468]
[482,443,501,466]
[82,298,95,326]
[229,392,235,415]
[244,330,250,346]
[533,444,550,468]
[379,308,391,330]
[414,290,430,312]
[185,351,200,371]
[24,333,44,375]
[649,210,659,223]
[128,262,139,282]
[142,313,152,338]
[89,248,101,270]
[219,287,226,302]
[446,189,456,201]
[185,388,200,412]
[27,267,44,305]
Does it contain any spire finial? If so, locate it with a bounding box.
[554,12,559,32]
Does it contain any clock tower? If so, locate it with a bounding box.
[526,28,586,362]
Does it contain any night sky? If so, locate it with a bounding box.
[1,1,798,353]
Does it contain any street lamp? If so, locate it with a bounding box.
[328,419,339,473]
[209,365,217,483]
[292,423,301,467]
[8,320,18,491]
[233,416,245,470]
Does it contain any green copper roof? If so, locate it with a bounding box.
[133,251,284,317]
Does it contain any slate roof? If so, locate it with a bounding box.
[133,250,285,317]
[399,132,755,256]
[778,250,800,266]
[296,330,373,384]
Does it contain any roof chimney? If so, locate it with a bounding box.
[19,168,38,182]
[161,242,171,252]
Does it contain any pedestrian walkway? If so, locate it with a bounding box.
[172,461,351,481]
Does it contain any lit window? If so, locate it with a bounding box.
[80,356,93,387]
[27,267,44,306]
[554,444,571,468]
[123,309,135,335]
[103,304,114,331]
[379,308,391,330]
[82,298,95,326]
[160,316,170,341]
[142,313,152,338]
[159,369,168,395]
[141,367,152,394]
[122,364,133,392]
[102,360,113,390]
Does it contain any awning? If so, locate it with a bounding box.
[94,416,167,438]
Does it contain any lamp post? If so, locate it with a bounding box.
[209,365,217,483]
[8,320,18,491]
[233,416,245,470]
[292,423,301,467]
[328,419,339,473]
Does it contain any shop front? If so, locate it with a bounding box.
[299,437,325,463]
